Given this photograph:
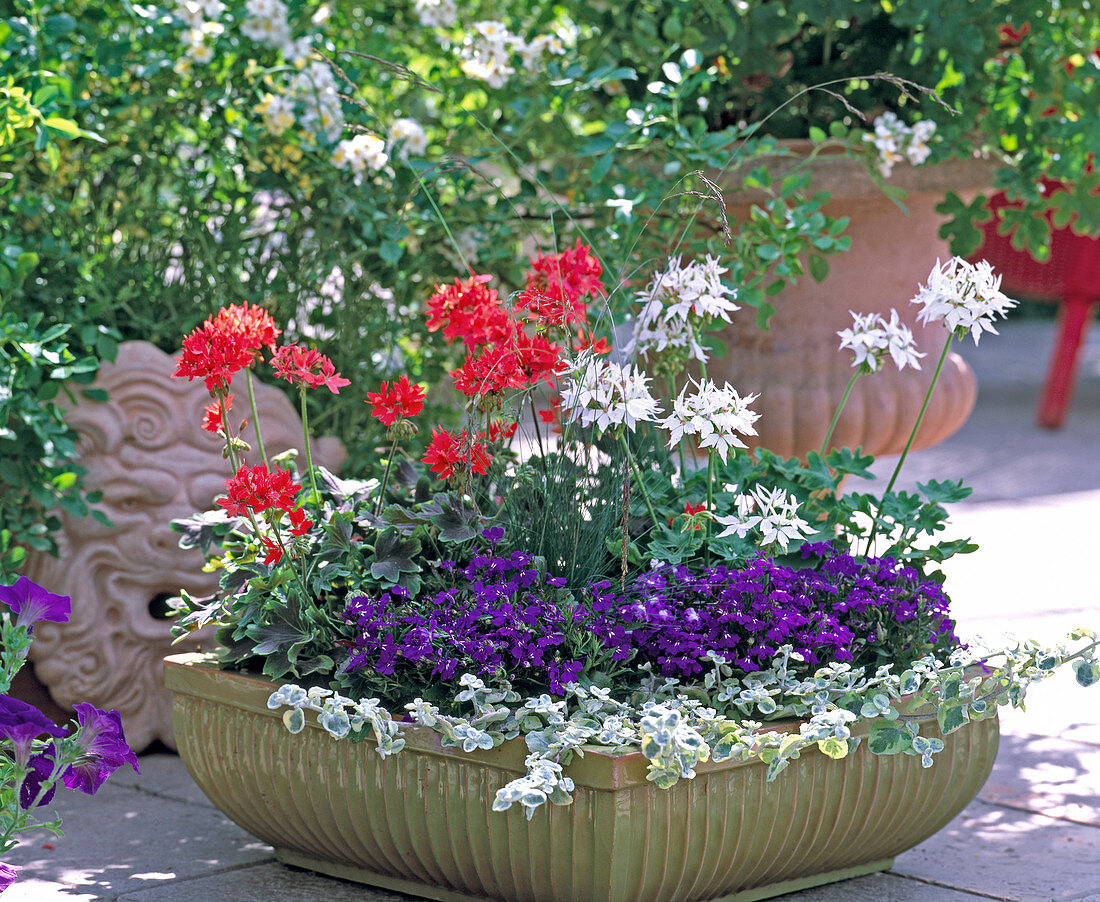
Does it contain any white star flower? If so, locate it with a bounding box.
[559,357,662,433]
[910,257,1017,345]
[837,309,923,372]
[660,377,759,462]
[715,485,812,551]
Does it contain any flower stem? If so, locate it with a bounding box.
[865,334,953,555]
[374,436,400,518]
[620,433,659,527]
[820,371,861,456]
[298,388,320,501]
[704,450,717,566]
[245,369,269,467]
[529,394,546,460]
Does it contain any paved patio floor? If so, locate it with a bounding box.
[5,320,1100,901]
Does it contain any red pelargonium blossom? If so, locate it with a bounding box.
[482,420,518,444]
[261,536,284,566]
[451,327,565,399]
[212,302,281,358]
[217,463,301,517]
[671,501,707,530]
[425,274,511,348]
[421,428,490,481]
[201,395,232,434]
[521,240,605,326]
[286,507,313,537]
[174,320,256,393]
[365,376,427,426]
[271,344,351,394]
[537,395,563,434]
[574,328,612,356]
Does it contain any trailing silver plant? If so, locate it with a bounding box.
[267,628,1099,818]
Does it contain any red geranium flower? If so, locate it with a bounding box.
[261,536,284,566]
[201,395,232,434]
[425,274,510,348]
[452,346,523,397]
[365,376,427,426]
[174,321,256,393]
[482,420,518,444]
[271,344,351,394]
[537,395,563,434]
[217,463,301,517]
[671,501,707,530]
[521,240,605,327]
[574,328,612,356]
[421,428,490,481]
[212,303,281,358]
[286,507,313,537]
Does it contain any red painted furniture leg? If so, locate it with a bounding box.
[1038,295,1099,429]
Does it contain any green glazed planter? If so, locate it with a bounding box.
[165,652,999,902]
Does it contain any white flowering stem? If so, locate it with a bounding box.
[298,388,320,502]
[245,369,269,467]
[866,334,953,554]
[820,371,861,456]
[374,436,401,518]
[620,434,659,527]
[705,450,716,566]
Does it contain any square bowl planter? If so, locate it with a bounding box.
[165,652,998,902]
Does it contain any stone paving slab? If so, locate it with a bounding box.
[779,871,990,900]
[5,780,275,900]
[115,863,404,902]
[891,799,1100,902]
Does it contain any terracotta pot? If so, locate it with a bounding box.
[711,147,998,459]
[165,652,999,902]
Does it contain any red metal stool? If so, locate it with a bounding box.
[971,183,1100,428]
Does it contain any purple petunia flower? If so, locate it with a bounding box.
[0,577,71,630]
[19,749,58,810]
[62,704,140,795]
[0,695,66,766]
[0,862,21,893]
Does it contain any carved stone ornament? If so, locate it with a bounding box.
[23,341,346,751]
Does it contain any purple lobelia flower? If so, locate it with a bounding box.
[0,861,21,893]
[19,749,58,810]
[0,695,66,766]
[0,577,71,630]
[62,704,140,795]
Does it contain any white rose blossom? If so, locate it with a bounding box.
[289,62,345,143]
[660,378,760,462]
[715,486,813,551]
[413,0,458,28]
[388,118,428,158]
[241,0,292,49]
[910,257,1017,345]
[560,357,662,433]
[331,134,389,177]
[254,92,296,136]
[837,309,924,373]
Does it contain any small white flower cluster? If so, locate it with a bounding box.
[412,0,458,28]
[629,256,740,366]
[910,257,1017,345]
[388,118,428,159]
[836,309,924,373]
[412,1,567,89]
[171,0,226,72]
[560,357,662,433]
[240,0,293,52]
[864,112,938,177]
[288,61,345,144]
[660,377,760,462]
[715,485,813,550]
[331,133,389,178]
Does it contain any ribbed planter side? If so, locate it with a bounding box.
[166,654,999,902]
[711,150,997,460]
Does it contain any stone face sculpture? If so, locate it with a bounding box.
[23,341,345,751]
